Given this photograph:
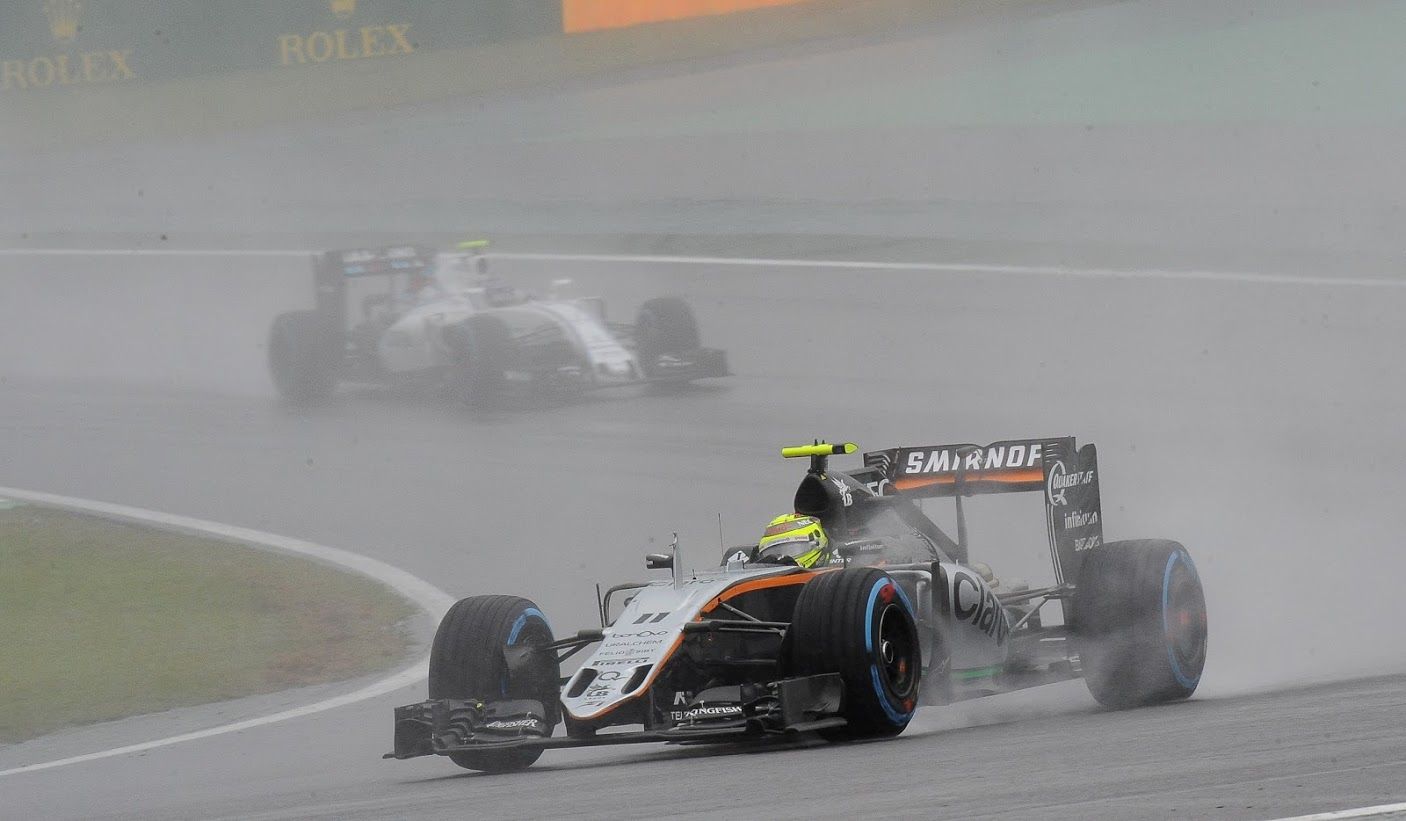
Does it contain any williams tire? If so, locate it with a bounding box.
[789,568,921,739]
[428,595,561,772]
[449,314,510,409]
[267,311,337,403]
[635,296,700,380]
[1073,540,1208,708]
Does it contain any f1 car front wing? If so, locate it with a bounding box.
[385,673,843,760]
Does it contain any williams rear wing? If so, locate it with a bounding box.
[312,245,437,331]
[861,438,1103,587]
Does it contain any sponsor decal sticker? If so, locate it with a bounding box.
[950,568,1009,646]
[1062,510,1100,529]
[1073,535,1102,551]
[483,718,539,730]
[904,443,1043,476]
[831,476,853,507]
[672,704,744,722]
[864,477,892,496]
[593,640,660,656]
[1045,460,1094,507]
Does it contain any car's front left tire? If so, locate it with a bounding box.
[788,568,922,739]
[267,310,337,403]
[429,595,561,772]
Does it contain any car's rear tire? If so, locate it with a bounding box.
[428,595,561,772]
[635,297,700,380]
[267,311,337,403]
[450,315,510,408]
[1073,540,1208,708]
[788,568,922,739]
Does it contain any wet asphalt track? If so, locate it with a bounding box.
[3,253,1406,819]
[5,0,1406,815]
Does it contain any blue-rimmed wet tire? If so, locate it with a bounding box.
[1073,540,1208,708]
[788,568,922,739]
[428,595,561,772]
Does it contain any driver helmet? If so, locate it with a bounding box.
[757,513,830,568]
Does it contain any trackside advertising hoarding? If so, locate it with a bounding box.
[1,0,558,91]
[562,0,813,33]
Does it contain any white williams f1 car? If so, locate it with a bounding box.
[267,244,728,405]
[388,437,1208,772]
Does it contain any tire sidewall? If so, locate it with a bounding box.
[450,315,509,406]
[858,573,922,728]
[1074,540,1208,707]
[636,297,700,378]
[790,568,922,736]
[268,311,335,401]
[427,595,560,772]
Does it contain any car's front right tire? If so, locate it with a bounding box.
[447,315,509,409]
[635,296,700,381]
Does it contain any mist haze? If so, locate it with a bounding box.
[3,0,1405,817]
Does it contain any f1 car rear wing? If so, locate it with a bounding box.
[860,438,1104,587]
[312,245,437,328]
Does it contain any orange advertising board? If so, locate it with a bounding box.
[563,0,811,33]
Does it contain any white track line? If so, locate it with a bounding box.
[0,248,310,258]
[0,247,1402,289]
[489,252,1406,289]
[0,486,455,779]
[1266,803,1406,821]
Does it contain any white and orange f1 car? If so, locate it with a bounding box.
[388,437,1208,772]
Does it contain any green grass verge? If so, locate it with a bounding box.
[0,503,416,744]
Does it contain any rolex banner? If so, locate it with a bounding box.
[1,1,559,91]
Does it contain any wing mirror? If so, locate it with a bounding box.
[645,553,674,570]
